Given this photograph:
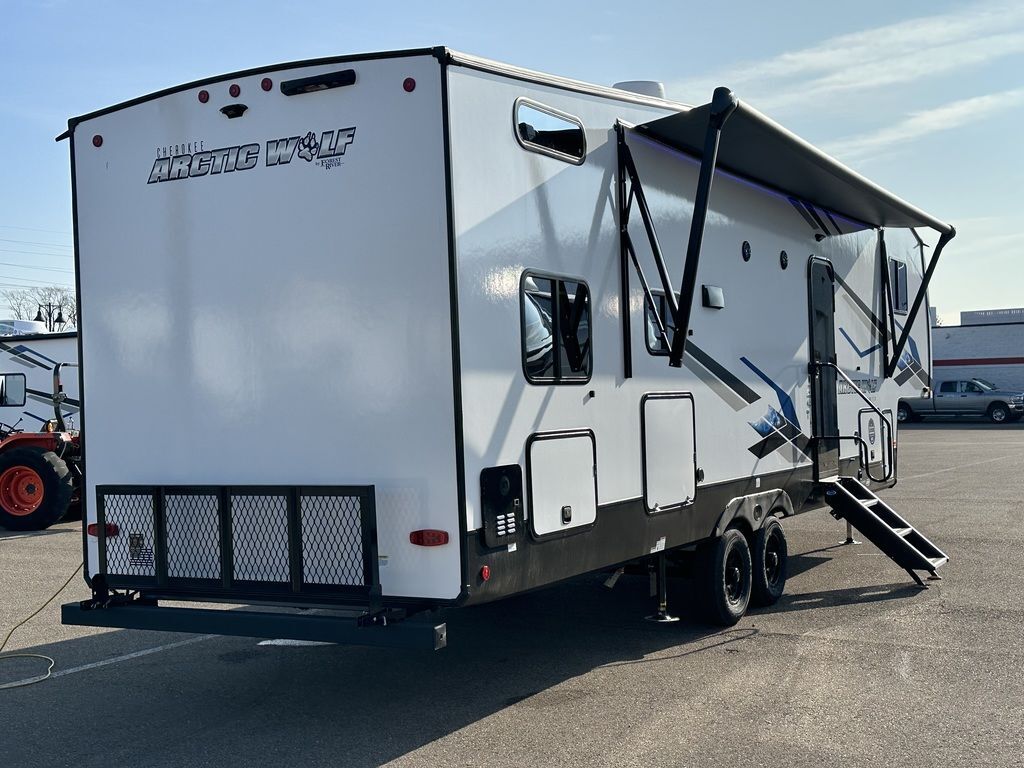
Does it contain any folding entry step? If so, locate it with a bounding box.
[821,477,948,587]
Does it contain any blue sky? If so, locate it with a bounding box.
[1,0,1021,323]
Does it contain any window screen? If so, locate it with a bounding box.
[514,99,586,165]
[889,259,908,314]
[521,273,592,383]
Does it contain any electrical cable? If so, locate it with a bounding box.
[0,561,83,690]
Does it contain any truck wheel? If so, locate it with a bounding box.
[751,517,788,607]
[0,448,74,531]
[989,403,1010,424]
[699,528,752,626]
[896,403,912,423]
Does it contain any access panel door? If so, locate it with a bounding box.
[641,393,697,513]
[808,257,839,479]
[526,431,598,538]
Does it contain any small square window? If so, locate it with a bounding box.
[521,272,592,384]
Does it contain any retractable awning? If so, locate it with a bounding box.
[633,98,953,235]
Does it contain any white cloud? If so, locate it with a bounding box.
[667,2,1024,110]
[823,88,1024,159]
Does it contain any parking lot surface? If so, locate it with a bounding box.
[2,423,1023,767]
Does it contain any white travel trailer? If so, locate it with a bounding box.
[61,49,953,648]
[0,332,79,431]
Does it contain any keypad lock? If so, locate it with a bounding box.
[480,464,524,549]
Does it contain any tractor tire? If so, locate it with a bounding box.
[751,516,788,607]
[0,448,74,531]
[698,528,752,626]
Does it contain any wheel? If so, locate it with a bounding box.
[988,403,1010,424]
[896,403,912,423]
[698,528,752,626]
[0,448,74,531]
[751,517,788,606]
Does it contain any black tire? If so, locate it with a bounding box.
[0,448,74,531]
[698,528,752,626]
[751,517,788,607]
[988,402,1010,424]
[896,402,912,424]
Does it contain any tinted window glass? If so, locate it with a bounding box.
[522,277,555,379]
[964,381,984,393]
[889,259,908,314]
[939,381,957,393]
[645,291,679,356]
[515,101,586,164]
[521,273,592,384]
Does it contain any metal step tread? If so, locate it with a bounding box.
[822,479,950,579]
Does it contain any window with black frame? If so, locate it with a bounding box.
[521,273,592,383]
[889,259,908,314]
[644,290,680,355]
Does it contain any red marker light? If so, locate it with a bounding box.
[198,90,209,103]
[229,83,241,98]
[480,565,491,582]
[92,135,103,148]
[261,77,273,92]
[403,77,416,93]
[87,522,119,537]
[409,529,449,546]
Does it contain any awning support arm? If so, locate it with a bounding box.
[667,87,739,368]
[884,227,956,379]
[619,129,681,322]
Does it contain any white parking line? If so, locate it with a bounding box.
[900,453,1017,481]
[0,531,73,542]
[1,634,215,688]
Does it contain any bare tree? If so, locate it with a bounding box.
[0,285,77,330]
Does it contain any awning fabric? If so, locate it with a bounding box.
[633,98,953,234]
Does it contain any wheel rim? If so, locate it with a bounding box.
[0,465,45,516]
[725,546,747,604]
[993,408,1007,422]
[897,408,907,423]
[764,528,784,587]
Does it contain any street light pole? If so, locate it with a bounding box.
[33,303,66,332]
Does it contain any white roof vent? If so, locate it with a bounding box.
[613,80,665,99]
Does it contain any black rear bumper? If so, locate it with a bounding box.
[61,602,447,650]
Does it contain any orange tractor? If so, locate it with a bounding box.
[0,363,80,531]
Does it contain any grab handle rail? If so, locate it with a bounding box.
[810,361,896,483]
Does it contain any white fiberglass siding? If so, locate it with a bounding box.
[73,54,461,600]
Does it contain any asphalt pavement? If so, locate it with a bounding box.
[1,422,1022,767]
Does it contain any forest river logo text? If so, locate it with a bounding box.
[147,127,356,183]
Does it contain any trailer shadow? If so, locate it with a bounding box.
[2,573,757,767]
[759,582,921,615]
[1,568,925,767]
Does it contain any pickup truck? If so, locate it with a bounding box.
[898,378,1024,424]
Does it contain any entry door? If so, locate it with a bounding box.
[808,258,839,479]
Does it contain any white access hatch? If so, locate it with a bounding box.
[527,431,597,537]
[642,393,697,512]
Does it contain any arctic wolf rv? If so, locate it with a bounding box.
[61,49,953,648]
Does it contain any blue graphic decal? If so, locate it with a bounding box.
[740,357,800,430]
[749,405,787,437]
[838,327,881,359]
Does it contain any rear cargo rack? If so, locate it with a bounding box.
[93,485,380,607]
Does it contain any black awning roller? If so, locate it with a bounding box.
[633,97,953,235]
